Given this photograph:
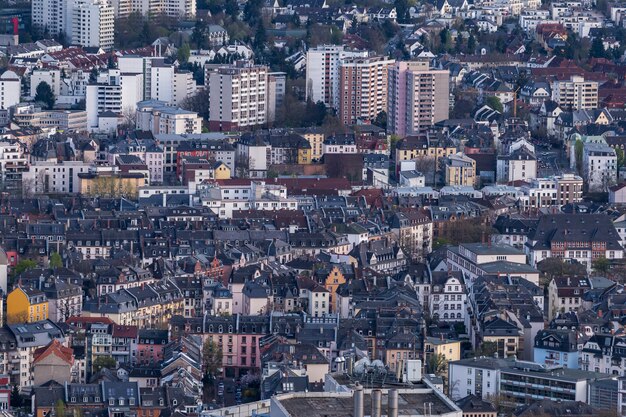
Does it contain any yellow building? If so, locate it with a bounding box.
[79,172,146,199]
[214,162,231,180]
[444,153,476,187]
[299,129,325,161]
[424,337,461,362]
[394,135,457,166]
[7,286,49,324]
[297,146,312,165]
[319,265,347,313]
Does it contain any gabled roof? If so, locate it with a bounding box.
[33,339,73,366]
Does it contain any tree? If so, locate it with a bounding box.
[35,81,56,110]
[202,339,222,380]
[180,88,211,120]
[55,399,66,417]
[92,356,116,372]
[575,139,584,174]
[593,257,610,274]
[427,353,447,375]
[13,259,37,277]
[49,252,63,268]
[538,257,586,286]
[374,111,387,130]
[177,43,191,63]
[485,96,503,113]
[590,36,606,59]
[617,147,625,171]
[467,33,476,53]
[10,385,22,408]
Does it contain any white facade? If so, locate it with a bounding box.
[85,69,143,130]
[30,69,61,99]
[31,0,67,37]
[151,64,196,106]
[305,45,368,109]
[70,0,115,50]
[136,101,201,135]
[0,71,20,110]
[551,76,598,110]
[22,161,91,194]
[448,361,499,401]
[583,143,617,192]
[308,287,330,317]
[429,275,467,323]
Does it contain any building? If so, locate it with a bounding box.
[551,76,598,110]
[445,153,477,187]
[455,395,496,417]
[135,101,201,135]
[519,174,584,210]
[387,61,449,137]
[582,142,617,192]
[533,329,579,369]
[30,69,61,98]
[7,287,49,324]
[547,277,591,320]
[429,272,466,323]
[32,339,74,386]
[31,0,67,38]
[304,45,368,109]
[526,214,623,271]
[70,0,115,50]
[0,139,28,191]
[22,161,91,194]
[207,63,268,131]
[496,146,537,183]
[0,71,20,110]
[85,69,143,131]
[267,72,286,123]
[13,104,87,131]
[150,62,196,106]
[338,56,395,125]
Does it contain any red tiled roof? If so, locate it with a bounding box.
[111,324,138,338]
[33,339,73,366]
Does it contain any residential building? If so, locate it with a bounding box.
[207,63,268,131]
[31,0,67,38]
[496,146,537,183]
[267,72,286,123]
[305,45,368,109]
[583,142,617,192]
[0,139,28,191]
[30,69,61,98]
[6,287,49,324]
[69,0,115,50]
[323,134,357,154]
[387,61,450,137]
[0,71,20,110]
[13,105,88,131]
[518,174,584,210]
[150,61,196,106]
[444,153,476,187]
[136,101,202,135]
[338,56,395,125]
[551,76,598,110]
[32,339,74,386]
[526,214,624,271]
[547,277,591,320]
[533,329,579,369]
[85,69,143,131]
[429,271,466,323]
[22,161,91,194]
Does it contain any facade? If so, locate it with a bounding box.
[22,161,91,194]
[445,153,476,187]
[7,287,49,324]
[519,174,584,210]
[305,45,367,109]
[551,76,598,110]
[387,61,450,137]
[583,142,617,192]
[533,329,579,369]
[106,0,195,17]
[136,101,201,135]
[338,56,395,125]
[496,147,537,183]
[547,277,591,320]
[0,71,20,110]
[70,0,115,50]
[429,272,466,322]
[85,69,143,131]
[150,63,196,106]
[208,63,268,131]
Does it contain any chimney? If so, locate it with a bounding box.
[353,383,364,417]
[388,389,399,417]
[371,389,382,417]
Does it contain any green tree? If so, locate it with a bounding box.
[467,34,476,53]
[617,147,625,171]
[13,259,37,277]
[593,257,610,274]
[10,385,22,408]
[485,96,503,113]
[427,353,447,375]
[55,399,66,417]
[49,252,63,268]
[575,139,584,174]
[374,111,387,129]
[92,356,116,372]
[34,81,56,110]
[177,43,191,63]
[590,36,606,58]
[202,339,223,380]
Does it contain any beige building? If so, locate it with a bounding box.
[445,153,476,187]
[136,100,201,135]
[78,171,146,198]
[339,56,395,125]
[297,128,325,160]
[551,75,598,110]
[388,61,449,137]
[32,340,74,386]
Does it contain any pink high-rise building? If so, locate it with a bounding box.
[387,61,449,137]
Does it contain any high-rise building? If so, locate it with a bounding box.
[31,0,67,37]
[339,56,395,125]
[551,75,598,110]
[207,63,268,131]
[267,72,286,123]
[116,0,196,17]
[85,69,144,131]
[150,61,196,106]
[387,61,449,137]
[70,0,114,50]
[305,45,368,109]
[0,71,20,110]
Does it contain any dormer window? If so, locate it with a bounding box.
[109,398,115,405]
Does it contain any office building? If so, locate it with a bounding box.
[339,56,395,125]
[387,61,449,137]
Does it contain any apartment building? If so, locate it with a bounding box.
[136,100,201,135]
[85,69,144,131]
[13,104,87,131]
[551,75,598,110]
[22,161,91,194]
[207,63,268,131]
[0,140,27,191]
[30,69,61,98]
[519,174,584,209]
[70,0,114,50]
[444,153,476,187]
[108,0,196,18]
[0,71,20,110]
[338,56,395,125]
[387,61,449,137]
[583,142,617,192]
[31,0,67,36]
[267,72,286,123]
[150,62,196,106]
[305,45,368,109]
